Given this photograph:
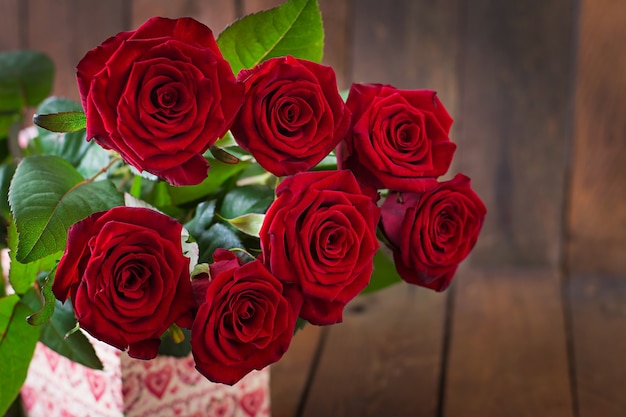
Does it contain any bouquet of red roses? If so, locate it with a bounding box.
[0,0,485,410]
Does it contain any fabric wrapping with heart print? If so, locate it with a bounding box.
[21,338,270,417]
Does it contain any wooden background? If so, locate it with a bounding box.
[1,0,625,416]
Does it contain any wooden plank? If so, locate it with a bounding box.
[26,0,127,101]
[300,283,447,417]
[0,0,21,50]
[567,0,626,276]
[242,0,284,15]
[454,0,576,268]
[351,0,460,107]
[318,0,350,90]
[444,269,574,417]
[569,274,626,416]
[131,0,237,36]
[270,324,323,417]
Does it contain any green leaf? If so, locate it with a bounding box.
[33,111,86,133]
[0,295,19,344]
[158,327,192,358]
[167,158,251,205]
[0,50,54,112]
[217,0,324,75]
[0,300,40,416]
[30,97,93,168]
[221,213,265,237]
[294,317,308,334]
[186,201,244,263]
[361,245,402,295]
[21,290,103,370]
[219,184,275,219]
[26,271,57,326]
[75,142,110,178]
[0,162,16,216]
[7,215,62,295]
[214,131,238,148]
[9,155,123,263]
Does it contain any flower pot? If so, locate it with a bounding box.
[21,338,270,417]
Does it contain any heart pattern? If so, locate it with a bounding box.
[145,365,173,399]
[22,341,269,417]
[85,369,108,401]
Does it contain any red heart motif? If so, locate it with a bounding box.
[20,386,38,411]
[85,369,108,402]
[241,388,265,417]
[177,356,202,385]
[206,395,236,417]
[65,361,83,387]
[122,372,142,411]
[145,364,173,399]
[42,345,60,372]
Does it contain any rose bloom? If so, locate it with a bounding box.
[76,17,244,186]
[191,249,302,385]
[260,170,380,325]
[52,206,195,360]
[381,174,486,291]
[231,56,350,177]
[337,83,456,193]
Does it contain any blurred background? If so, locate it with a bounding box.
[1,0,624,416]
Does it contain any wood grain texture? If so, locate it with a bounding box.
[242,0,284,15]
[569,274,626,416]
[26,0,127,101]
[444,270,574,417]
[351,0,461,98]
[454,0,576,268]
[131,0,236,36]
[300,284,447,417]
[270,324,323,417]
[567,0,626,276]
[0,0,21,50]
[318,0,350,90]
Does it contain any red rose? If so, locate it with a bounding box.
[337,83,456,193]
[191,249,302,385]
[231,56,350,176]
[260,170,380,325]
[52,207,195,360]
[381,174,486,291]
[76,17,244,186]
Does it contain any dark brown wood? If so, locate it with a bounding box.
[567,0,626,276]
[242,0,284,15]
[569,274,626,416]
[0,0,21,50]
[351,0,460,105]
[131,0,237,36]
[318,0,351,90]
[454,0,576,269]
[300,284,447,417]
[26,0,127,101]
[270,324,323,417]
[444,269,574,417]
